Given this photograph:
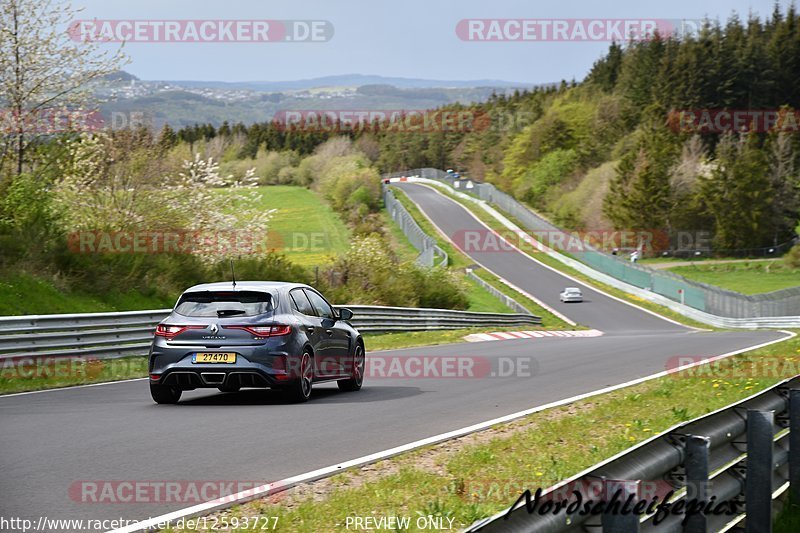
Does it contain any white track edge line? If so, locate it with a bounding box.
[0,332,568,398]
[108,330,795,533]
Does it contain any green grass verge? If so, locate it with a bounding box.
[380,210,420,264]
[381,199,512,314]
[390,187,470,270]
[0,326,538,395]
[667,261,799,295]
[776,499,800,532]
[165,333,797,533]
[0,272,173,316]
[424,183,714,330]
[0,355,149,395]
[462,277,515,314]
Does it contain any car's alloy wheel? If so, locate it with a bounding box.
[286,351,313,402]
[338,343,364,392]
[150,382,182,404]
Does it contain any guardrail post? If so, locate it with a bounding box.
[685,435,711,533]
[746,410,774,533]
[601,479,640,532]
[790,389,800,505]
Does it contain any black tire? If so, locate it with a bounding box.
[150,383,181,404]
[284,351,313,403]
[338,343,364,392]
[218,384,240,393]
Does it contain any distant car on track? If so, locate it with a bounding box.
[148,281,364,404]
[559,287,583,303]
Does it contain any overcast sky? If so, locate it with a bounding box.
[72,0,792,84]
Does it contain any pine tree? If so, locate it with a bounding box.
[698,132,774,249]
[156,124,177,151]
[603,113,678,230]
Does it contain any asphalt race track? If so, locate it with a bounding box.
[396,183,687,334]
[0,183,787,528]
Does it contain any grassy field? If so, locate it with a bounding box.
[245,186,352,267]
[166,333,796,533]
[667,260,800,295]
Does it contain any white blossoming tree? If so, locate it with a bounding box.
[53,133,274,262]
[0,0,127,177]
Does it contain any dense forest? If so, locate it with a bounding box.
[164,6,800,252]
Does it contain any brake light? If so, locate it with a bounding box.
[155,324,203,339]
[269,325,292,336]
[223,325,292,337]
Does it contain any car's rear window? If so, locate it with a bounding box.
[174,291,274,317]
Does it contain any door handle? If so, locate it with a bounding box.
[306,326,315,333]
[326,329,334,335]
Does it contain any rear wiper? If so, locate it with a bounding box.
[217,309,246,317]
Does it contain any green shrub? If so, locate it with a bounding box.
[321,235,467,309]
[211,254,311,285]
[785,244,800,268]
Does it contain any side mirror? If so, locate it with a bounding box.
[338,307,353,321]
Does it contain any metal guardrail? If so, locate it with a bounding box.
[468,375,800,532]
[0,305,540,360]
[383,185,448,267]
[388,168,800,319]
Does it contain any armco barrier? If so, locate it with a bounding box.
[0,305,540,360]
[469,374,800,532]
[385,168,800,320]
[384,186,447,267]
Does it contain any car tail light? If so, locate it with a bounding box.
[223,325,292,337]
[149,373,161,381]
[155,324,203,339]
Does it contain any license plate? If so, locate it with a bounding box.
[193,352,237,364]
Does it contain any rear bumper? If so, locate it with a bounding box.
[149,345,298,389]
[155,368,288,389]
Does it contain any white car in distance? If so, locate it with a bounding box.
[559,287,583,303]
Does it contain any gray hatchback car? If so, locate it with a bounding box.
[148,281,364,404]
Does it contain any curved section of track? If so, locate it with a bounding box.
[395,182,686,333]
[0,183,786,528]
